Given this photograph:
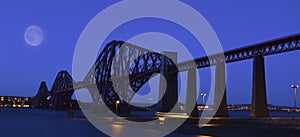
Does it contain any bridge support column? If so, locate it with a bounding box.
[186,69,199,117]
[159,52,178,112]
[251,56,269,117]
[214,63,229,117]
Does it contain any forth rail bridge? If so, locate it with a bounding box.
[32,33,300,118]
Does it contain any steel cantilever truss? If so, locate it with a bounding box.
[49,71,74,109]
[88,41,177,109]
[33,33,300,110]
[32,82,49,108]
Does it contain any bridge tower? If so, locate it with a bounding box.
[251,56,269,117]
[50,71,74,110]
[32,81,49,108]
[159,52,179,112]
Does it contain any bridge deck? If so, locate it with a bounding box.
[172,33,300,72]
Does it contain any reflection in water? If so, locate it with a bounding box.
[200,124,220,127]
[111,124,124,137]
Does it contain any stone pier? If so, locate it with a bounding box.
[159,52,178,112]
[214,63,229,117]
[250,56,269,117]
[186,69,199,117]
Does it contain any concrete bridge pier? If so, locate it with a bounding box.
[214,63,229,117]
[159,52,179,112]
[186,69,199,117]
[250,56,269,117]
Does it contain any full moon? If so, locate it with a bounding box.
[24,25,44,46]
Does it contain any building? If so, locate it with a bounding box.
[0,96,32,108]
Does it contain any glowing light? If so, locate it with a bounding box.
[179,105,185,111]
[158,117,165,124]
[291,85,299,88]
[115,100,120,114]
[196,135,213,137]
[155,112,188,118]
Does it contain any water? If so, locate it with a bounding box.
[1,109,298,137]
[229,110,300,117]
[0,108,199,137]
[130,110,300,137]
[130,110,300,117]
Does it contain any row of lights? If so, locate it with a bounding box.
[113,86,299,112]
[0,97,29,102]
[113,93,209,113]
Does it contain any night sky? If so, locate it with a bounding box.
[1,0,300,107]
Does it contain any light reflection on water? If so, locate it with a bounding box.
[197,110,300,117]
[111,124,124,137]
[86,110,300,137]
[130,110,300,118]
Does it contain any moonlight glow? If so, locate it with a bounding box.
[24,25,44,46]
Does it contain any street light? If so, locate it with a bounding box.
[116,100,120,114]
[200,93,206,107]
[148,97,153,110]
[291,85,299,112]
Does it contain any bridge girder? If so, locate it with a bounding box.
[49,71,74,109]
[34,33,300,115]
[83,40,178,111]
[172,33,300,72]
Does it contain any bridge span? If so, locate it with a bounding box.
[33,33,300,117]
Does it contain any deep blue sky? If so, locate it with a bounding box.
[0,0,300,107]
